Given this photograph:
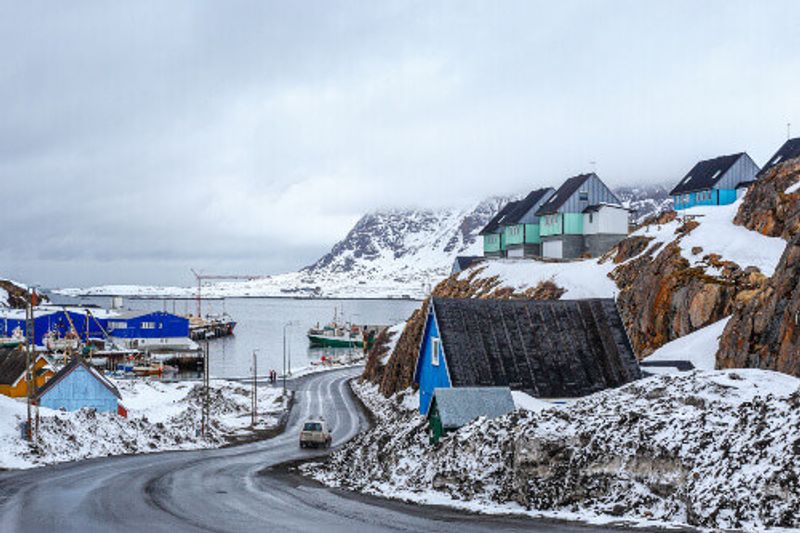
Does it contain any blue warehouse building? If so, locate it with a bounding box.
[670,152,760,210]
[413,297,641,415]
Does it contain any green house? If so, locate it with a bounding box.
[427,387,515,444]
[479,202,518,257]
[497,188,555,258]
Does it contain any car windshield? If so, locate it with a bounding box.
[303,422,322,432]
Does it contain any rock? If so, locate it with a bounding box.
[716,235,800,377]
[691,246,703,255]
[734,158,800,239]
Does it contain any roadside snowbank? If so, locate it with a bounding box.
[0,379,288,470]
[306,372,800,530]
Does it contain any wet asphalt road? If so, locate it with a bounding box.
[0,368,646,532]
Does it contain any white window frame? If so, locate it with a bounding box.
[431,337,441,366]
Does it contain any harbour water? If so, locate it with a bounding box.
[50,295,420,379]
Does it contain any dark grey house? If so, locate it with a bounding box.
[670,152,760,209]
[759,137,800,177]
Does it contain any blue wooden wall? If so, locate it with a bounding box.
[414,306,452,415]
[38,366,118,413]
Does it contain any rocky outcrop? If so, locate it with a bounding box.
[0,279,42,309]
[734,158,800,239]
[716,235,800,376]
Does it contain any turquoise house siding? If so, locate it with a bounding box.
[38,366,118,413]
[483,234,501,253]
[524,223,541,244]
[540,214,562,236]
[504,225,524,246]
[563,213,584,234]
[414,307,451,415]
[673,188,738,210]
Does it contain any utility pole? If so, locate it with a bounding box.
[251,349,258,427]
[201,340,210,437]
[25,288,34,442]
[282,324,287,397]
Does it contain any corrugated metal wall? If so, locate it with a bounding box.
[717,154,760,190]
[557,174,621,214]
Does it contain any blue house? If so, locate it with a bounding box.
[759,137,800,177]
[413,297,641,415]
[34,356,122,413]
[670,152,760,210]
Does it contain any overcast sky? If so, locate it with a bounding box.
[1,1,798,288]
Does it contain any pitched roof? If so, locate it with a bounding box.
[498,188,554,226]
[429,297,640,398]
[669,153,745,195]
[0,347,49,387]
[34,356,121,401]
[430,387,515,429]
[479,201,519,235]
[453,256,484,272]
[536,174,594,215]
[759,137,800,176]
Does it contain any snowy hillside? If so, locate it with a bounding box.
[56,186,668,299]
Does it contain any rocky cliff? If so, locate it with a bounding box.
[716,160,800,376]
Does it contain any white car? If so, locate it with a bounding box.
[299,419,332,448]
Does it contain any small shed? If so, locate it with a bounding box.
[427,387,515,443]
[34,357,121,413]
[0,347,54,398]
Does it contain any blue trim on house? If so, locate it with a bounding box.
[414,305,452,415]
[673,188,738,210]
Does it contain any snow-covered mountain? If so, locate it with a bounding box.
[57,186,669,299]
[614,183,672,223]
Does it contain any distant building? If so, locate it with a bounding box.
[0,347,54,398]
[413,297,641,415]
[496,188,556,258]
[34,356,122,413]
[427,387,515,444]
[106,311,193,351]
[535,173,629,259]
[759,137,800,177]
[670,152,760,210]
[450,256,484,275]
[479,202,518,258]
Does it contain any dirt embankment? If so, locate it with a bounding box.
[716,160,800,376]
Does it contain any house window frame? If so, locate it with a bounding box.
[579,190,589,202]
[431,337,441,366]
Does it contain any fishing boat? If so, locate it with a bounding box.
[307,309,384,349]
[0,327,25,348]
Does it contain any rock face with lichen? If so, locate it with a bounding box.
[716,160,800,377]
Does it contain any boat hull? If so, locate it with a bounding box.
[307,334,364,348]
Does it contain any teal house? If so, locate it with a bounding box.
[670,152,760,210]
[496,188,555,258]
[34,357,122,414]
[535,173,628,259]
[479,202,517,257]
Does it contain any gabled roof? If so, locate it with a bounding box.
[430,297,640,398]
[430,387,515,429]
[759,137,800,176]
[536,173,595,216]
[669,153,746,195]
[453,256,484,272]
[34,356,121,400]
[479,201,519,235]
[0,347,50,387]
[498,188,554,226]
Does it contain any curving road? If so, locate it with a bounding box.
[0,368,636,532]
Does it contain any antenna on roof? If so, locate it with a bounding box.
[589,161,597,174]
[788,122,792,140]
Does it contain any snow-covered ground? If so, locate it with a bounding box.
[641,317,730,371]
[0,379,288,470]
[306,371,800,530]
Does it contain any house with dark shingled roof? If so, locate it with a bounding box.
[535,173,629,259]
[670,152,760,210]
[496,187,555,258]
[413,297,641,415]
[759,137,800,177]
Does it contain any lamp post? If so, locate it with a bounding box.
[251,349,259,427]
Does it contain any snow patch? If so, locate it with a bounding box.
[642,317,729,371]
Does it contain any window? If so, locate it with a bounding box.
[772,155,783,165]
[579,191,589,201]
[684,175,693,183]
[589,213,594,223]
[141,322,156,329]
[431,337,441,366]
[710,170,722,181]
[108,321,126,330]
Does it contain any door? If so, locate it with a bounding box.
[507,248,524,258]
[543,240,563,259]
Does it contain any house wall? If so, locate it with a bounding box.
[483,234,501,254]
[106,312,189,339]
[38,366,118,413]
[563,213,584,234]
[414,310,451,415]
[717,154,760,190]
[504,225,524,246]
[542,235,584,259]
[524,223,541,244]
[540,214,562,236]
[583,234,628,257]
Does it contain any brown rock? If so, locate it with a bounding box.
[734,158,800,240]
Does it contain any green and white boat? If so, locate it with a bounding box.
[0,327,25,348]
[306,309,381,349]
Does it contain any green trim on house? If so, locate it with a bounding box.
[563,213,584,234]
[483,233,501,253]
[524,223,541,244]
